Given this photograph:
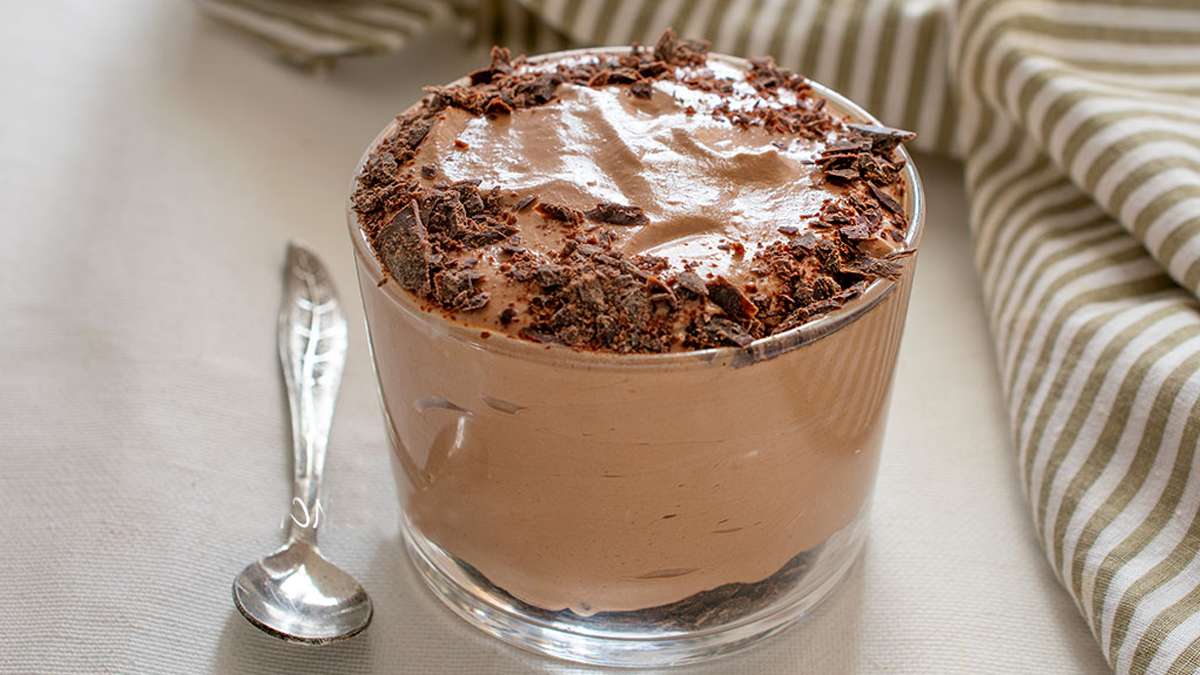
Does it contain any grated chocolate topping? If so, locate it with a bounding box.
[352,29,915,353]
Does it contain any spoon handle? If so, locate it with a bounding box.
[279,243,349,547]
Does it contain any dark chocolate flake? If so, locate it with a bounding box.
[812,276,840,300]
[705,317,754,347]
[706,277,758,319]
[629,79,654,99]
[457,292,490,311]
[568,274,608,311]
[485,97,513,116]
[513,194,539,212]
[824,167,859,183]
[421,191,468,237]
[518,327,563,345]
[459,189,486,216]
[406,117,434,149]
[607,67,641,84]
[584,202,650,226]
[846,123,916,152]
[535,201,585,226]
[587,70,613,88]
[377,200,432,295]
[868,183,903,216]
[839,223,873,240]
[433,268,481,305]
[534,265,570,289]
[365,151,399,182]
[675,270,709,297]
[653,28,710,67]
[499,241,527,256]
[844,256,904,279]
[790,232,818,253]
[468,45,515,84]
[823,138,873,155]
[517,73,563,105]
[646,276,677,305]
[638,60,669,78]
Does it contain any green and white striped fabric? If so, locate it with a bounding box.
[953,3,1200,672]
[198,1,1200,671]
[195,0,453,70]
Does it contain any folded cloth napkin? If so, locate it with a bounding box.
[194,0,456,69]
[199,1,1200,672]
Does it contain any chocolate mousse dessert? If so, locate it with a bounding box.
[349,29,920,663]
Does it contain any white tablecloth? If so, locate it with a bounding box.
[0,3,1111,672]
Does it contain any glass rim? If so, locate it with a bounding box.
[347,48,925,370]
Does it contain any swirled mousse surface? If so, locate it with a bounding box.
[352,31,914,352]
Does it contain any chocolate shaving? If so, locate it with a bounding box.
[868,183,903,216]
[514,194,539,211]
[629,79,654,99]
[846,123,915,152]
[674,270,709,297]
[365,151,398,182]
[456,292,490,311]
[376,201,432,295]
[534,264,570,289]
[518,327,563,345]
[646,276,677,306]
[517,73,563,105]
[653,28,710,67]
[844,256,904,279]
[638,61,669,78]
[839,223,873,240]
[534,201,584,225]
[567,273,608,311]
[584,202,650,226]
[406,118,434,149]
[811,276,840,300]
[790,232,818,253]
[433,268,481,305]
[706,277,758,319]
[824,168,859,183]
[485,97,513,116]
[705,317,754,347]
[468,46,515,85]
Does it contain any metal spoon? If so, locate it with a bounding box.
[233,242,372,645]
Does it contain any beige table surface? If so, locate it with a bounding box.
[0,2,1112,673]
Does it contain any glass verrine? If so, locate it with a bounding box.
[348,48,924,667]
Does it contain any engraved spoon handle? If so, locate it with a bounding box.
[279,243,349,547]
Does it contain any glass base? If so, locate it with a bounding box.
[401,509,869,668]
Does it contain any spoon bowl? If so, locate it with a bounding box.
[233,542,373,644]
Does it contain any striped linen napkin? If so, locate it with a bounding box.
[194,0,455,69]
[198,1,1200,672]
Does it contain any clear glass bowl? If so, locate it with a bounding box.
[348,48,925,668]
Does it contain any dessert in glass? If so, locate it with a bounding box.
[348,30,923,667]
